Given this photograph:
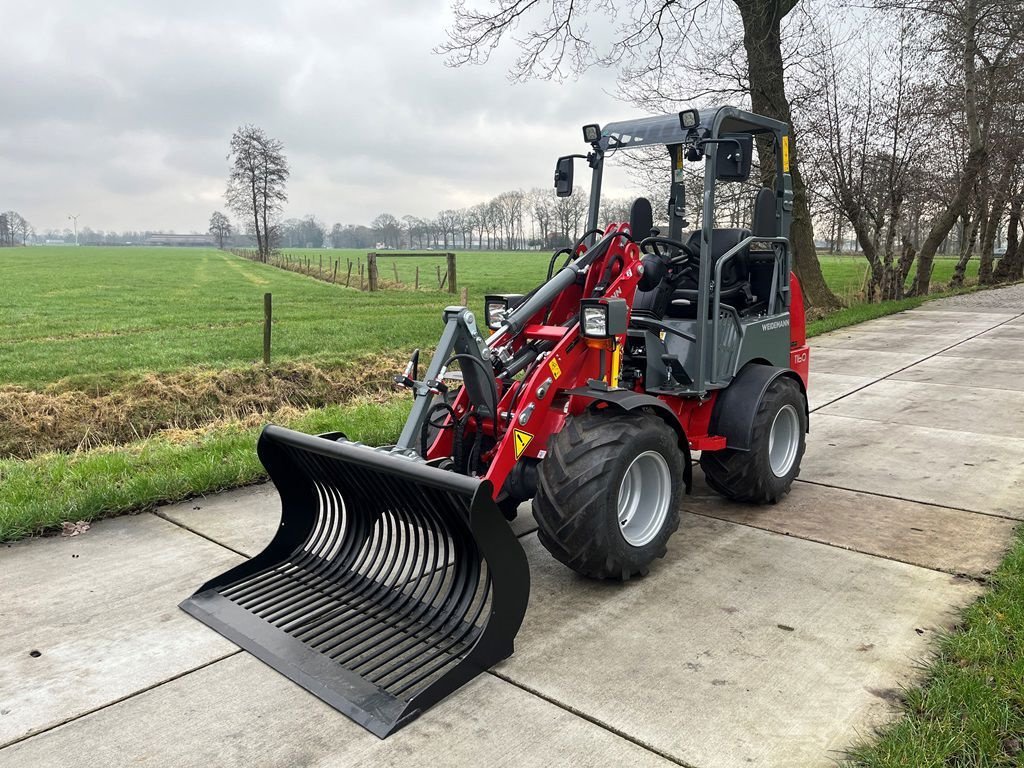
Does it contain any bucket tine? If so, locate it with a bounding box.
[180,424,530,738]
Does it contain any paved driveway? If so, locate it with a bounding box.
[3,286,1022,767]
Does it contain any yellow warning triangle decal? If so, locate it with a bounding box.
[513,429,534,460]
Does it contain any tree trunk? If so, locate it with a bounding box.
[895,236,917,299]
[993,193,1022,282]
[950,211,978,289]
[914,0,986,296]
[915,148,987,294]
[979,162,1014,285]
[734,0,840,310]
[250,179,263,259]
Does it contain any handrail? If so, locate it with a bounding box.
[710,236,789,385]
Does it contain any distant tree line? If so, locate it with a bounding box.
[0,211,32,246]
[324,190,637,252]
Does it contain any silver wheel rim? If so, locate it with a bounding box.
[768,404,800,477]
[616,450,672,547]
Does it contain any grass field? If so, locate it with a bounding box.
[0,246,979,389]
[0,244,1007,765]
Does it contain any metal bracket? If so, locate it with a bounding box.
[396,307,493,453]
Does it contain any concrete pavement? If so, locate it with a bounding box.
[3,285,1022,767]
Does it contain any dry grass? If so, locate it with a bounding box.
[0,354,405,459]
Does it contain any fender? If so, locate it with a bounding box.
[709,363,808,451]
[565,385,692,492]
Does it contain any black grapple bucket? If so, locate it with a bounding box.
[180,425,530,738]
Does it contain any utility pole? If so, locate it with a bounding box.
[68,214,80,246]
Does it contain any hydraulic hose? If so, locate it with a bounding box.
[444,353,500,439]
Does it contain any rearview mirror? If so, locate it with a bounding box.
[554,156,574,197]
[715,135,753,182]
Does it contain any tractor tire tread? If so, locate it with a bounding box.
[533,409,682,580]
[699,375,806,504]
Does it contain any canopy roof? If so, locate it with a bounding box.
[598,107,785,152]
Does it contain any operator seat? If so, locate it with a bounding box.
[666,186,781,318]
[665,228,752,317]
[629,189,777,320]
[627,197,676,318]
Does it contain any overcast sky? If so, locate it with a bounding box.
[0,0,640,234]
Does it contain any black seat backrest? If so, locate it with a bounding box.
[629,197,673,318]
[752,187,777,237]
[749,187,779,306]
[629,197,654,240]
[685,228,750,289]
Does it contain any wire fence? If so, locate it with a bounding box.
[229,248,458,293]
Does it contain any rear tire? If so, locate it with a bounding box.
[533,410,684,580]
[700,375,806,504]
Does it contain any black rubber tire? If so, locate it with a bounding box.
[533,409,684,580]
[700,376,807,504]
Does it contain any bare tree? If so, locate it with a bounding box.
[809,15,925,301]
[371,213,402,248]
[435,209,460,248]
[208,211,232,249]
[529,188,555,247]
[871,0,1021,295]
[1,211,30,246]
[226,125,289,262]
[439,0,841,309]
[401,215,425,249]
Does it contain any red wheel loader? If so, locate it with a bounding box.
[182,106,810,738]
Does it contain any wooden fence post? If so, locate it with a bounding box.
[319,254,323,278]
[415,265,420,290]
[333,260,338,282]
[436,264,444,289]
[345,261,353,287]
[359,263,365,290]
[460,287,468,306]
[367,253,378,292]
[263,293,272,365]
[446,252,457,294]
[392,261,400,284]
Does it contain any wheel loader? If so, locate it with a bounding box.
[181,106,811,738]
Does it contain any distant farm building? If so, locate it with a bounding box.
[144,233,216,247]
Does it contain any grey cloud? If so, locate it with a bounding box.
[1,0,629,232]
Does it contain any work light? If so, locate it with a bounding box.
[484,294,525,330]
[582,123,601,144]
[579,298,628,339]
[679,109,699,130]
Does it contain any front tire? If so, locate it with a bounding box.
[533,410,684,580]
[700,375,806,503]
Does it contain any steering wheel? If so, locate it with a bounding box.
[640,235,699,267]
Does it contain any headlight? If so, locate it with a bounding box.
[486,301,507,329]
[579,298,628,339]
[582,123,601,144]
[483,293,525,331]
[582,306,608,337]
[679,109,699,130]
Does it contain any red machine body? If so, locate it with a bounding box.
[428,221,810,502]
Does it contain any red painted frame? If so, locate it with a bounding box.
[427,223,810,501]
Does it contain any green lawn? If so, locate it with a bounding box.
[816,254,979,303]
[1,246,533,389]
[1,246,978,389]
